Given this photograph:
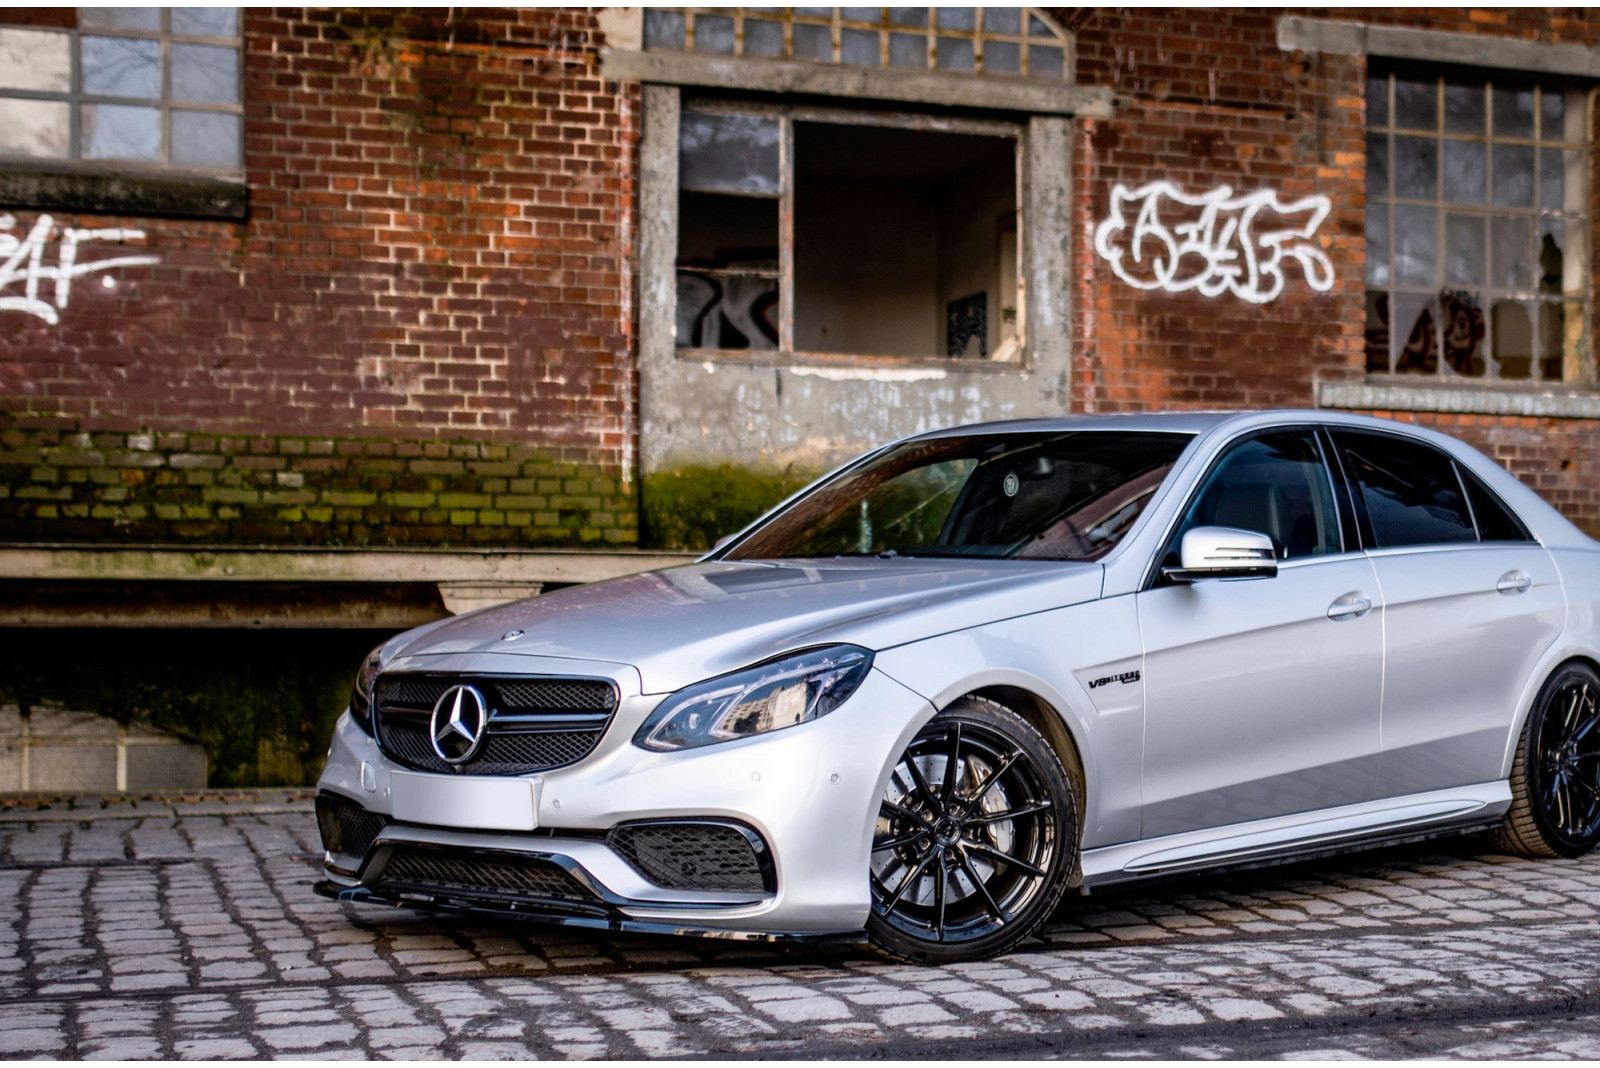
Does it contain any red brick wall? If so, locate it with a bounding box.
[0,7,639,545]
[1066,7,1600,534]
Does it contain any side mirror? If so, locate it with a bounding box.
[1163,526,1278,583]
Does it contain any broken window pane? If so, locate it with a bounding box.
[677,192,779,351]
[1391,291,1439,373]
[1365,290,1391,371]
[679,111,780,196]
[1539,217,1581,295]
[1366,205,1389,286]
[791,121,1018,358]
[1492,300,1534,378]
[1440,290,1486,376]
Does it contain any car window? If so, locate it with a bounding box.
[1459,464,1534,543]
[1336,430,1476,548]
[1166,430,1343,564]
[723,431,1193,562]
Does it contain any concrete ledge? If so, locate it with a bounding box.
[0,787,315,822]
[601,48,1114,117]
[1277,16,1600,79]
[0,167,249,220]
[0,544,695,584]
[1317,378,1600,420]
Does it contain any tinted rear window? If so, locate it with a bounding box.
[1336,430,1475,548]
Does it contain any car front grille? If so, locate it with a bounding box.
[316,793,388,859]
[373,674,617,776]
[607,821,773,894]
[374,847,599,904]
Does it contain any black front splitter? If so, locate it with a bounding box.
[315,880,866,945]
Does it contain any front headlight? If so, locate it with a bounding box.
[349,644,384,736]
[634,645,873,752]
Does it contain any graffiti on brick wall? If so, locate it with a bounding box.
[1093,182,1334,304]
[0,213,159,325]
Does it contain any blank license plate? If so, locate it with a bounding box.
[389,771,539,831]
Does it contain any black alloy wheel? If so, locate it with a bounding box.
[1495,661,1600,859]
[866,696,1077,963]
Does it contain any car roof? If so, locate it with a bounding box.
[900,409,1371,440]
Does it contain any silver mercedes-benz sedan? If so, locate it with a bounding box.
[314,410,1600,962]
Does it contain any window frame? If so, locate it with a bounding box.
[674,96,1026,365]
[0,8,244,179]
[1330,428,1536,550]
[1364,64,1592,385]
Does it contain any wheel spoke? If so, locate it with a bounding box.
[954,844,1009,924]
[872,828,930,852]
[901,752,942,814]
[958,751,1020,815]
[965,800,1053,826]
[1572,709,1600,746]
[880,799,929,827]
[932,857,948,938]
[1564,686,1585,732]
[965,840,1047,880]
[942,723,963,807]
[881,847,937,914]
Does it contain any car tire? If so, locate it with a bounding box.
[1492,661,1600,859]
[866,695,1077,963]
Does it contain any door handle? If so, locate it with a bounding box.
[1327,592,1373,620]
[1496,570,1532,594]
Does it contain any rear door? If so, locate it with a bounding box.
[1331,429,1565,797]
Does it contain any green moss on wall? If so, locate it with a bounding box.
[642,464,821,551]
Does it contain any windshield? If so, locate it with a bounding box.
[723,431,1194,562]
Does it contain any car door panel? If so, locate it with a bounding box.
[1138,554,1385,839]
[1370,544,1564,796]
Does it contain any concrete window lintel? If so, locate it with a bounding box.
[1318,378,1600,420]
[1277,16,1600,80]
[601,48,1113,118]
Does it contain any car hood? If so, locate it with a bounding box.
[392,557,1104,693]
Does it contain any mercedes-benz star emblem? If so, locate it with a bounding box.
[429,684,489,765]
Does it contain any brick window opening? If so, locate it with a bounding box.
[0,7,243,175]
[644,7,1070,81]
[1365,68,1590,383]
[676,104,1022,361]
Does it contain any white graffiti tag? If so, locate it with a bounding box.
[0,212,159,324]
[1093,182,1334,304]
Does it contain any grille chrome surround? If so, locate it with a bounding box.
[607,820,775,894]
[316,793,388,859]
[374,847,600,905]
[374,673,618,776]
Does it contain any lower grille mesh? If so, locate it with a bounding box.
[375,848,598,903]
[608,822,771,893]
[381,720,600,775]
[316,793,388,858]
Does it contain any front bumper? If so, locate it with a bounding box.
[315,655,935,937]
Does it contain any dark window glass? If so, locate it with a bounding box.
[1337,431,1475,547]
[1459,466,1533,542]
[1168,431,1343,564]
[724,432,1192,562]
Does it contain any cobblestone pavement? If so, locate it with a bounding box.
[2,793,1600,1059]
